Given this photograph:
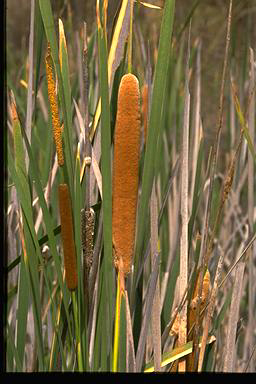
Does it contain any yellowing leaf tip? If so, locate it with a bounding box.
[136,0,162,10]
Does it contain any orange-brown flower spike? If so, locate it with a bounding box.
[141,84,148,144]
[58,183,78,290]
[112,73,140,276]
[45,43,64,166]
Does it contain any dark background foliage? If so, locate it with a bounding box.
[7,0,256,153]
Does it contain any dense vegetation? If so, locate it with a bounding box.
[6,0,256,372]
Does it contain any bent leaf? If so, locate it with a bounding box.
[144,335,216,372]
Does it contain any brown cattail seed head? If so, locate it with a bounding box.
[58,183,78,290]
[45,43,64,166]
[81,208,95,270]
[112,73,140,275]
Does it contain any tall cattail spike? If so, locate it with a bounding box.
[45,43,64,166]
[112,73,140,275]
[58,183,78,291]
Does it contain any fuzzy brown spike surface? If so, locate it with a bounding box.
[112,73,140,276]
[58,183,78,291]
[45,43,64,166]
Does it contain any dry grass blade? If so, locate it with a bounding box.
[243,343,256,373]
[246,47,255,373]
[73,99,103,198]
[218,230,256,291]
[178,22,191,372]
[137,1,162,10]
[190,38,202,212]
[135,156,180,295]
[223,247,246,371]
[125,290,136,372]
[150,181,161,371]
[197,250,224,372]
[135,252,160,371]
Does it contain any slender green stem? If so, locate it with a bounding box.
[113,272,121,372]
[72,291,83,371]
[128,0,134,73]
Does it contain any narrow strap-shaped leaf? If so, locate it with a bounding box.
[223,261,246,371]
[15,248,29,371]
[188,137,204,249]
[34,0,44,99]
[97,3,113,367]
[11,94,44,369]
[24,0,35,170]
[8,151,44,370]
[7,322,23,372]
[58,18,75,200]
[144,335,216,372]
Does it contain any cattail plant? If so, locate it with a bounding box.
[58,183,78,291]
[112,73,141,277]
[45,42,64,166]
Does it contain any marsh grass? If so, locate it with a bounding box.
[5,0,256,372]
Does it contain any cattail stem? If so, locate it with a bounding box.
[128,0,134,73]
[71,291,83,371]
[113,271,123,372]
[112,73,140,276]
[179,22,191,371]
